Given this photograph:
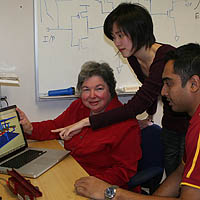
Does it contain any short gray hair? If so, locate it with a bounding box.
[76,61,116,97]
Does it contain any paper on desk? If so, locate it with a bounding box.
[58,140,64,147]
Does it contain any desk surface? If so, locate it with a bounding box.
[0,140,88,200]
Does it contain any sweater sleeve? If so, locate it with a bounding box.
[146,97,158,115]
[25,99,81,140]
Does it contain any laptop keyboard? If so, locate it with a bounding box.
[0,149,46,169]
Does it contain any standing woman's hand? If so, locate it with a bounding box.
[51,117,90,140]
[138,115,154,130]
[16,107,33,134]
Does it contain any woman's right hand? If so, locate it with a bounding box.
[51,117,90,140]
[138,118,153,130]
[16,107,33,134]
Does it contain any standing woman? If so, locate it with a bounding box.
[53,3,189,177]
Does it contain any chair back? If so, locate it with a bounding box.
[128,124,164,194]
[139,124,163,171]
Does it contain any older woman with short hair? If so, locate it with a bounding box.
[17,61,141,192]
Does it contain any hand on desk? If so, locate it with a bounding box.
[51,117,90,140]
[16,107,33,135]
[74,176,110,200]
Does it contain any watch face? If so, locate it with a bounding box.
[105,187,115,199]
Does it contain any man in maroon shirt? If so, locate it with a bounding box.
[74,43,200,200]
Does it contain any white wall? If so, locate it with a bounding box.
[0,0,73,122]
[0,0,163,125]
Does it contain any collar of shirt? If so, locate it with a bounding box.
[189,104,200,126]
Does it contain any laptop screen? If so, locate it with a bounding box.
[0,105,26,160]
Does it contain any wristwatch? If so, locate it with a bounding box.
[104,185,118,199]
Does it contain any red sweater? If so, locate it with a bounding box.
[26,97,142,191]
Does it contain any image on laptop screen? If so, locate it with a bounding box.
[0,106,26,159]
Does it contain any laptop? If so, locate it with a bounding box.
[0,105,70,178]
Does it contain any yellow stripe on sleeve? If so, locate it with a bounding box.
[186,132,200,178]
[181,182,200,190]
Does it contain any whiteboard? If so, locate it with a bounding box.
[34,0,200,99]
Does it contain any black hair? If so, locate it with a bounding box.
[104,3,155,52]
[165,43,200,87]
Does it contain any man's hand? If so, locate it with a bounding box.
[51,118,90,140]
[74,176,110,200]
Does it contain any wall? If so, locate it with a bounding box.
[4,0,200,125]
[0,0,74,122]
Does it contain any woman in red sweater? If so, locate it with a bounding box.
[17,61,141,191]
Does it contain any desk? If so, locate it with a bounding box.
[0,140,89,200]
